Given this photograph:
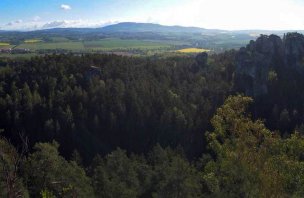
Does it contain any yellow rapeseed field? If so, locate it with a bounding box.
[177,48,210,53]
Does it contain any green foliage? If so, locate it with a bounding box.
[149,145,203,198]
[0,54,231,161]
[41,189,55,198]
[0,137,29,198]
[204,95,304,197]
[1,38,304,197]
[24,141,95,197]
[2,94,304,197]
[91,146,202,198]
[92,149,148,197]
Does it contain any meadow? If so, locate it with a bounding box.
[13,38,174,52]
[0,53,37,58]
[17,41,84,51]
[1,37,209,57]
[84,38,172,50]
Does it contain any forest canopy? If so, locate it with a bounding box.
[1,33,304,197]
[2,95,304,197]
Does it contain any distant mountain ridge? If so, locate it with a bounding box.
[99,22,207,33]
[0,22,225,36]
[1,22,303,35]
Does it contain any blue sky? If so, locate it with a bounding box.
[1,0,304,30]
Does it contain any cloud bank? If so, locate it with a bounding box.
[0,19,116,31]
[6,20,23,26]
[147,0,304,30]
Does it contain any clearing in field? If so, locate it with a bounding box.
[177,48,210,53]
[24,39,43,43]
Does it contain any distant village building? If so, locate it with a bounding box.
[12,48,31,53]
[0,48,31,54]
[0,48,12,53]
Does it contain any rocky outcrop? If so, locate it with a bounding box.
[196,52,208,66]
[85,66,102,80]
[191,52,208,73]
[284,33,304,71]
[234,33,304,97]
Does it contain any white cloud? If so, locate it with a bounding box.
[146,17,159,24]
[6,19,23,26]
[42,20,116,29]
[144,0,304,30]
[61,4,71,11]
[33,16,41,22]
[43,21,67,28]
[0,19,116,30]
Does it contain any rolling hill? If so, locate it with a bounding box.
[99,22,207,33]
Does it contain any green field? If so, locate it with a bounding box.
[16,42,85,51]
[13,38,174,52]
[49,37,72,42]
[83,38,171,50]
[0,53,38,58]
[0,37,197,56]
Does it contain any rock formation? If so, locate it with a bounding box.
[196,52,208,66]
[234,33,304,97]
[284,33,304,71]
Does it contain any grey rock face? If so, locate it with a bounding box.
[195,52,208,66]
[284,33,304,71]
[234,33,304,97]
[235,35,283,97]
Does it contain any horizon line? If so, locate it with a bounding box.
[1,21,304,32]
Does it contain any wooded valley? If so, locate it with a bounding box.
[1,32,304,197]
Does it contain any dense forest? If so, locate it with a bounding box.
[2,32,304,197]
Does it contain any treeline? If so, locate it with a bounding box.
[2,95,304,197]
